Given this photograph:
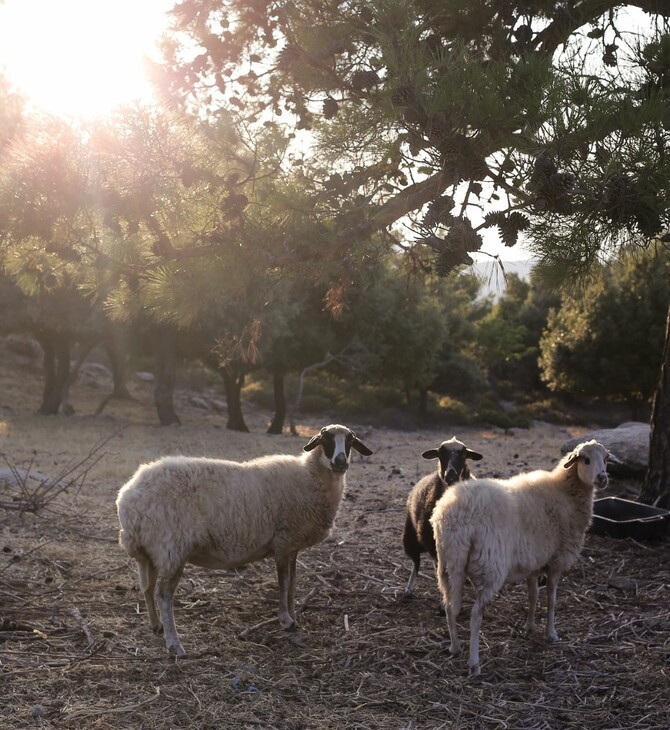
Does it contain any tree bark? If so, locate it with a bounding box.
[640,303,670,507]
[151,327,181,426]
[220,365,249,432]
[104,321,133,399]
[36,331,71,415]
[267,340,287,434]
[418,387,428,419]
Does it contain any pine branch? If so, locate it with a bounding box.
[536,0,668,57]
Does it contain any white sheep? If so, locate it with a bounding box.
[116,424,373,657]
[403,437,483,600]
[430,439,617,676]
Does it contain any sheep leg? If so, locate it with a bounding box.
[276,554,297,630]
[402,518,421,599]
[287,552,298,621]
[404,559,420,599]
[434,559,447,616]
[137,556,161,633]
[437,560,462,658]
[545,570,561,643]
[156,567,186,657]
[468,587,494,677]
[524,575,539,636]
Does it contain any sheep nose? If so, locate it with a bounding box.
[332,454,349,472]
[596,473,608,488]
[444,468,458,485]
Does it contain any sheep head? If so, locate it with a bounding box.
[563,439,618,490]
[303,424,373,474]
[422,437,483,486]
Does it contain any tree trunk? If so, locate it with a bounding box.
[418,387,428,419]
[267,340,287,434]
[61,335,100,416]
[151,327,181,426]
[95,325,134,416]
[36,331,71,415]
[640,303,670,508]
[220,366,249,432]
[104,321,133,399]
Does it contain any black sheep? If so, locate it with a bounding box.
[403,437,483,601]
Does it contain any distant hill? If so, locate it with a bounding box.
[470,259,535,300]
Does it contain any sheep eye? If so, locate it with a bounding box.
[583,457,590,465]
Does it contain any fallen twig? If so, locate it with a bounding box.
[69,607,95,647]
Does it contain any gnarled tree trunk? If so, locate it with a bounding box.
[267,339,287,435]
[640,303,670,508]
[151,326,181,426]
[36,331,71,415]
[219,364,249,432]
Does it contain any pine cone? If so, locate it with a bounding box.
[423,195,455,227]
[463,155,490,180]
[277,45,300,70]
[544,172,575,198]
[549,196,574,215]
[446,217,482,253]
[529,150,557,192]
[484,211,507,228]
[485,211,529,247]
[602,173,631,213]
[425,115,450,146]
[350,70,380,91]
[322,98,339,119]
[435,247,473,276]
[603,44,617,68]
[507,211,530,232]
[390,85,416,107]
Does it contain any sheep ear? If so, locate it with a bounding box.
[564,452,579,469]
[422,449,439,460]
[352,437,373,456]
[466,449,483,461]
[607,452,623,465]
[303,433,323,452]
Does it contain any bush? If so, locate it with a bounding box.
[436,396,473,424]
[242,378,276,410]
[433,353,489,399]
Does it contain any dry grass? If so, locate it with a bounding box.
[1,342,669,729]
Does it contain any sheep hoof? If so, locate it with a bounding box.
[403,589,414,600]
[279,616,296,631]
[547,633,560,644]
[168,644,186,658]
[151,624,164,635]
[468,663,481,677]
[448,647,461,658]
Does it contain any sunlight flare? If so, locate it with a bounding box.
[0,0,173,118]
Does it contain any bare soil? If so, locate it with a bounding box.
[1,342,669,729]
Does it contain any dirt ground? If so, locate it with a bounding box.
[1,341,669,729]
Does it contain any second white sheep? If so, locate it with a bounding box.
[430,439,617,676]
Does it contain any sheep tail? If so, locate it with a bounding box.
[117,505,143,559]
[435,519,474,617]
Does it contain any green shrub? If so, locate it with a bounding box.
[242,379,277,410]
[436,396,473,424]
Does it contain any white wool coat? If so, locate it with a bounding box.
[430,457,594,588]
[117,450,345,575]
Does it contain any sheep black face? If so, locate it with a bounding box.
[422,437,483,486]
[303,424,373,474]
